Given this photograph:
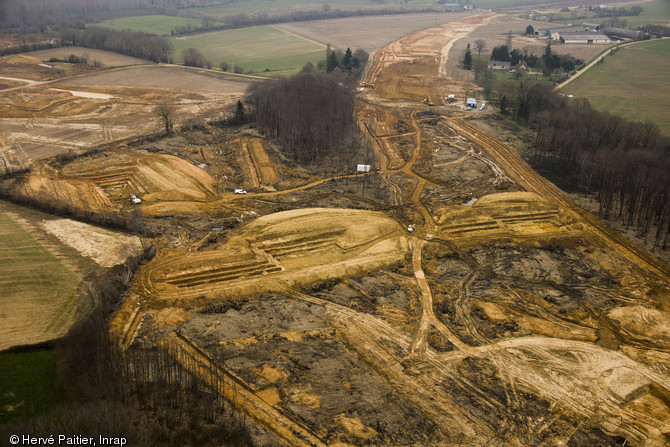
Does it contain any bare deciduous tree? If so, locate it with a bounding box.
[474,39,487,60]
[156,101,174,135]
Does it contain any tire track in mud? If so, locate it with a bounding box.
[409,238,468,356]
[282,288,488,442]
[445,119,670,280]
[240,139,260,188]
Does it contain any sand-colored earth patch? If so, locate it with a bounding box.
[41,219,143,268]
[609,305,670,348]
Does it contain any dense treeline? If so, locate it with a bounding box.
[530,100,669,248]
[490,80,670,248]
[320,47,369,77]
[587,5,644,17]
[1,0,449,34]
[59,26,174,62]
[0,0,239,29]
[491,81,563,123]
[247,72,361,169]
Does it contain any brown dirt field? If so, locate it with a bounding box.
[63,65,249,94]
[26,47,148,67]
[0,79,21,89]
[0,64,248,174]
[275,12,476,52]
[6,10,668,447]
[0,54,96,81]
[4,149,219,217]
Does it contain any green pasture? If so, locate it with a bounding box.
[560,39,670,135]
[170,25,326,74]
[625,0,670,27]
[0,350,65,423]
[95,15,203,35]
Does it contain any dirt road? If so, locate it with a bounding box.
[103,12,670,446]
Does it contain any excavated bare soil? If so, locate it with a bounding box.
[3,13,669,447]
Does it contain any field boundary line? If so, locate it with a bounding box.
[271,25,327,50]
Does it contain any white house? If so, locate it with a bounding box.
[488,60,511,70]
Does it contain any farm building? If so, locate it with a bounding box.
[553,31,611,44]
[642,24,670,37]
[601,27,647,40]
[488,60,511,70]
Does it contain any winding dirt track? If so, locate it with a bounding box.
[352,12,670,446]
[444,119,670,280]
[110,12,670,446]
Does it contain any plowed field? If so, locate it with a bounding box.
[0,62,248,174]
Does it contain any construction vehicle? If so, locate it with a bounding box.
[422,96,434,106]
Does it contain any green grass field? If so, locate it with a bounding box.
[527,0,669,28]
[624,0,670,28]
[560,39,670,135]
[95,15,203,35]
[0,212,80,351]
[170,25,326,74]
[0,350,65,423]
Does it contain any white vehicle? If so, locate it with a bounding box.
[480,102,486,110]
[407,224,415,232]
[234,189,247,194]
[130,194,141,204]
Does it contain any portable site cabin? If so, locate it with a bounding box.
[357,164,371,172]
[466,98,477,108]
